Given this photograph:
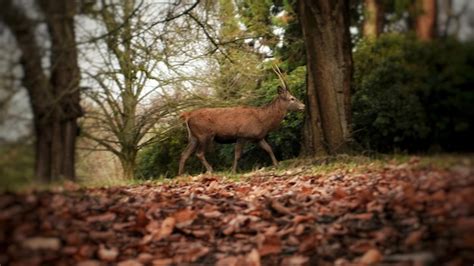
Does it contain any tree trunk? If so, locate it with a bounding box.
[363,0,384,38]
[40,0,82,180]
[415,0,437,40]
[120,152,137,180]
[1,0,81,182]
[297,0,353,156]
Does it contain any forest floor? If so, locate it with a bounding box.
[1,155,473,266]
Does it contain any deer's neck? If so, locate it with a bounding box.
[259,97,288,131]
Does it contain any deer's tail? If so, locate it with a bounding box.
[179,112,190,122]
[179,112,193,140]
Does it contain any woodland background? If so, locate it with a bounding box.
[0,0,473,187]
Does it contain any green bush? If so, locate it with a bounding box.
[135,66,306,178]
[352,34,474,152]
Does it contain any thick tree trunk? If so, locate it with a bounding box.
[1,0,81,182]
[363,0,384,38]
[415,0,437,40]
[298,0,353,156]
[40,0,82,180]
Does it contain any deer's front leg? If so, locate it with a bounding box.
[258,139,278,166]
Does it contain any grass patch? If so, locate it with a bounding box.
[2,153,471,192]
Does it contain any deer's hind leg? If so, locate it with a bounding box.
[196,137,213,173]
[232,139,245,174]
[178,137,198,175]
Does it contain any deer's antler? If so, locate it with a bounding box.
[272,64,289,90]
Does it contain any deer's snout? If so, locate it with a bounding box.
[296,101,306,111]
[297,102,305,111]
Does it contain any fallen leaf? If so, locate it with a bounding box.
[359,249,382,265]
[173,209,197,227]
[182,246,210,262]
[22,237,61,251]
[137,253,153,264]
[145,220,160,233]
[345,212,373,220]
[299,234,318,253]
[152,258,173,266]
[86,212,116,223]
[349,240,375,254]
[270,199,293,215]
[202,210,222,218]
[76,260,102,266]
[293,215,314,224]
[258,235,282,256]
[117,259,143,266]
[98,245,118,262]
[246,248,261,266]
[215,256,238,266]
[281,255,309,266]
[405,230,424,246]
[157,217,176,240]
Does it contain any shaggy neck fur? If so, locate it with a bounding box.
[257,96,288,132]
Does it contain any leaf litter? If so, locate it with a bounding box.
[0,158,473,265]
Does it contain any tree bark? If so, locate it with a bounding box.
[363,0,384,38]
[1,0,81,181]
[297,0,353,156]
[119,151,137,180]
[415,0,437,41]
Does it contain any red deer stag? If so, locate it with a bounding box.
[178,66,305,175]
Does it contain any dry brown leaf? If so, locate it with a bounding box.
[349,240,375,254]
[157,217,176,240]
[137,253,153,264]
[332,187,347,199]
[77,244,96,259]
[246,248,261,266]
[345,212,373,220]
[173,209,197,227]
[202,210,222,218]
[299,234,318,253]
[117,259,143,266]
[182,246,210,262]
[215,256,238,266]
[359,248,382,265]
[22,237,61,251]
[258,235,282,256]
[76,260,102,266]
[270,199,293,215]
[293,215,314,224]
[152,258,173,266]
[280,255,309,266]
[404,230,424,246]
[98,245,118,262]
[135,209,149,227]
[145,220,160,233]
[86,212,116,223]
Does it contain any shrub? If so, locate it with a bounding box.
[352,34,474,152]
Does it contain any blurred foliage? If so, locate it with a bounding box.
[353,34,474,152]
[0,142,34,190]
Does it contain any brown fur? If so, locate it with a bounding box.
[178,87,305,175]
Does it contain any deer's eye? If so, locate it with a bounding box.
[290,97,295,101]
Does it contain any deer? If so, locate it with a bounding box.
[178,66,305,175]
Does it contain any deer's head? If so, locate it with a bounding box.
[273,66,305,112]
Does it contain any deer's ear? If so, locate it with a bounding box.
[277,86,286,95]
